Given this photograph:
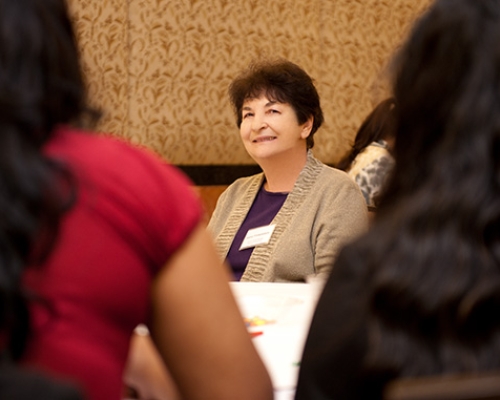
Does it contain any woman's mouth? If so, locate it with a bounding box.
[253,136,276,143]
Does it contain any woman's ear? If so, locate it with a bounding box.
[301,116,314,139]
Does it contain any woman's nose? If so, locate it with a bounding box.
[251,113,268,131]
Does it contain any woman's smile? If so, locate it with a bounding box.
[252,135,277,143]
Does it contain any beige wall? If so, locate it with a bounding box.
[68,0,431,166]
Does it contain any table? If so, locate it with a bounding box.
[230,281,324,400]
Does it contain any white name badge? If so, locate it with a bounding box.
[239,224,276,250]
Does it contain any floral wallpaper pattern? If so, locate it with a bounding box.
[68,0,431,165]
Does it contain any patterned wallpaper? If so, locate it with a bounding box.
[68,0,431,166]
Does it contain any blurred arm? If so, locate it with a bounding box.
[149,222,273,400]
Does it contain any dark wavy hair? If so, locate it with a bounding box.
[0,0,99,359]
[336,98,396,171]
[228,59,324,149]
[357,0,500,378]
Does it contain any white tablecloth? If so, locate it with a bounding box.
[230,281,323,400]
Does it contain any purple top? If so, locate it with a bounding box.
[226,184,288,280]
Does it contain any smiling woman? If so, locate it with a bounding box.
[207,59,369,282]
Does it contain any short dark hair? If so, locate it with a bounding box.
[228,59,324,149]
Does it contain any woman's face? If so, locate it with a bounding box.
[239,94,312,163]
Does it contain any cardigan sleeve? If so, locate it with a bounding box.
[311,169,369,278]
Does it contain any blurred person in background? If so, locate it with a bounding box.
[296,0,500,398]
[0,0,273,399]
[336,98,396,210]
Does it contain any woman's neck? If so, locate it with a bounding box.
[260,150,308,193]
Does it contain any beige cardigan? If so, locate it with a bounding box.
[207,151,369,282]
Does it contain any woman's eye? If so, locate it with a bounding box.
[268,109,280,114]
[242,112,254,119]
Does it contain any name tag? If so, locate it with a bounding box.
[239,224,276,250]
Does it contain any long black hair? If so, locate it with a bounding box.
[336,98,396,172]
[358,0,500,377]
[0,0,99,359]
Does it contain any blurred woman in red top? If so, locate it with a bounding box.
[0,0,272,399]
